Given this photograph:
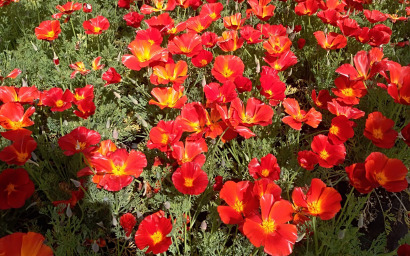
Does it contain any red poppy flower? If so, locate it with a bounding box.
[247,0,276,21]
[223,13,246,30]
[147,120,183,152]
[120,213,137,237]
[263,50,298,71]
[314,31,347,50]
[144,13,174,33]
[167,33,202,57]
[149,86,187,109]
[282,98,322,130]
[200,3,224,21]
[0,136,37,166]
[91,56,104,71]
[311,135,346,168]
[259,72,285,106]
[243,195,297,256]
[295,0,318,16]
[150,60,188,85]
[327,99,365,119]
[73,98,96,119]
[203,81,237,106]
[217,180,258,225]
[52,1,82,20]
[118,0,135,9]
[248,154,280,180]
[364,112,397,149]
[397,244,410,256]
[140,0,176,14]
[72,85,93,105]
[367,24,392,47]
[240,25,262,44]
[83,16,110,34]
[166,21,187,36]
[35,20,61,41]
[252,178,282,200]
[0,102,35,131]
[42,88,74,112]
[0,168,35,209]
[365,152,408,192]
[234,76,252,93]
[172,162,208,195]
[401,123,410,147]
[0,68,22,81]
[58,126,101,156]
[201,32,218,48]
[345,163,374,194]
[229,97,274,127]
[217,30,244,52]
[0,86,39,104]
[387,14,407,23]
[212,55,244,83]
[317,9,340,26]
[176,102,211,135]
[192,50,213,68]
[102,67,122,86]
[0,232,53,256]
[363,9,388,23]
[386,65,410,105]
[292,178,342,220]
[69,61,91,78]
[134,212,172,254]
[332,76,367,105]
[297,38,306,49]
[122,39,168,71]
[337,18,361,37]
[263,36,292,57]
[90,149,147,191]
[123,12,144,28]
[136,28,163,45]
[186,15,213,34]
[171,137,208,166]
[83,3,92,13]
[311,89,333,110]
[328,115,355,145]
[297,150,318,171]
[257,24,286,39]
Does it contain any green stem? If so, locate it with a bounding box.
[312,217,319,255]
[70,18,77,40]
[336,187,354,225]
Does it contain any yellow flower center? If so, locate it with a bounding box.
[319,150,329,160]
[93,27,102,33]
[308,201,321,215]
[5,183,16,195]
[184,178,194,187]
[200,59,208,65]
[232,199,244,213]
[111,164,126,176]
[47,31,55,38]
[55,100,64,108]
[180,47,190,53]
[260,218,276,234]
[75,141,87,151]
[222,67,234,78]
[151,231,163,245]
[261,169,270,177]
[375,172,387,186]
[210,13,216,19]
[372,128,383,140]
[161,134,169,144]
[329,125,339,135]
[16,152,28,163]
[341,88,354,97]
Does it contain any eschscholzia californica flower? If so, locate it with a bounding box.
[311,135,346,168]
[72,85,94,106]
[91,56,104,71]
[144,12,174,33]
[0,102,35,131]
[263,36,292,57]
[292,178,342,220]
[365,152,408,193]
[0,86,40,104]
[102,67,122,86]
[311,89,333,110]
[248,154,281,181]
[337,18,361,37]
[119,213,137,237]
[150,60,188,85]
[147,120,183,152]
[228,97,274,128]
[212,55,244,83]
[0,232,53,255]
[240,26,262,44]
[0,168,35,210]
[42,88,74,112]
[140,0,176,14]
[332,76,367,105]
[52,183,85,214]
[199,3,223,21]
[386,64,410,106]
[69,61,91,78]
[259,71,286,106]
[217,181,258,225]
[217,30,244,52]
[314,31,347,50]
[247,0,276,21]
[35,20,61,41]
[297,150,318,171]
[123,12,144,28]
[0,136,37,166]
[367,25,392,47]
[281,98,322,130]
[252,178,282,200]
[58,126,101,156]
[172,162,208,195]
[401,123,410,147]
[74,98,96,119]
[364,112,397,149]
[243,195,297,256]
[201,32,218,48]
[52,1,82,21]
[223,13,246,30]
[234,76,252,93]
[83,16,110,34]
[185,15,213,34]
[191,50,213,68]
[295,0,318,16]
[363,9,388,23]
[171,137,208,166]
[176,102,212,135]
[134,212,172,254]
[345,163,374,194]
[263,50,298,71]
[149,86,187,109]
[167,33,202,57]
[0,68,21,81]
[328,115,355,145]
[203,81,237,106]
[327,99,365,119]
[122,39,168,71]
[136,28,163,45]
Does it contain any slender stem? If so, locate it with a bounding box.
[336,187,354,225]
[312,217,319,255]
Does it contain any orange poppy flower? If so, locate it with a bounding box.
[35,20,61,41]
[83,16,110,34]
[311,134,345,168]
[147,120,183,152]
[201,32,218,48]
[263,50,298,71]
[102,67,122,86]
[140,0,176,14]
[204,81,237,106]
[122,39,168,71]
[229,97,274,128]
[311,89,333,110]
[134,212,172,254]
[192,50,213,68]
[365,152,408,192]
[73,98,95,119]
[217,30,244,52]
[337,18,361,37]
[345,163,374,194]
[248,153,280,180]
[0,136,37,166]
[199,3,224,21]
[243,195,297,256]
[123,12,144,28]
[240,26,263,44]
[58,126,101,156]
[150,60,188,85]
[295,0,318,16]
[136,27,163,45]
[52,1,82,22]
[212,55,244,83]
[149,86,187,109]
[0,68,21,81]
[0,86,39,104]
[0,232,53,255]
[172,162,208,195]
[317,9,340,26]
[186,15,213,34]
[292,178,342,220]
[119,213,137,237]
[331,76,367,105]
[0,168,35,210]
[69,61,91,79]
[259,71,285,106]
[364,112,397,149]
[313,31,347,50]
[328,115,355,145]
[297,150,319,171]
[144,12,174,33]
[42,88,74,112]
[327,99,365,119]
[176,102,211,135]
[171,137,208,166]
[91,56,104,71]
[247,0,276,21]
[363,9,387,23]
[252,178,282,200]
[223,13,246,30]
[167,33,202,57]
[282,98,322,130]
[0,102,35,131]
